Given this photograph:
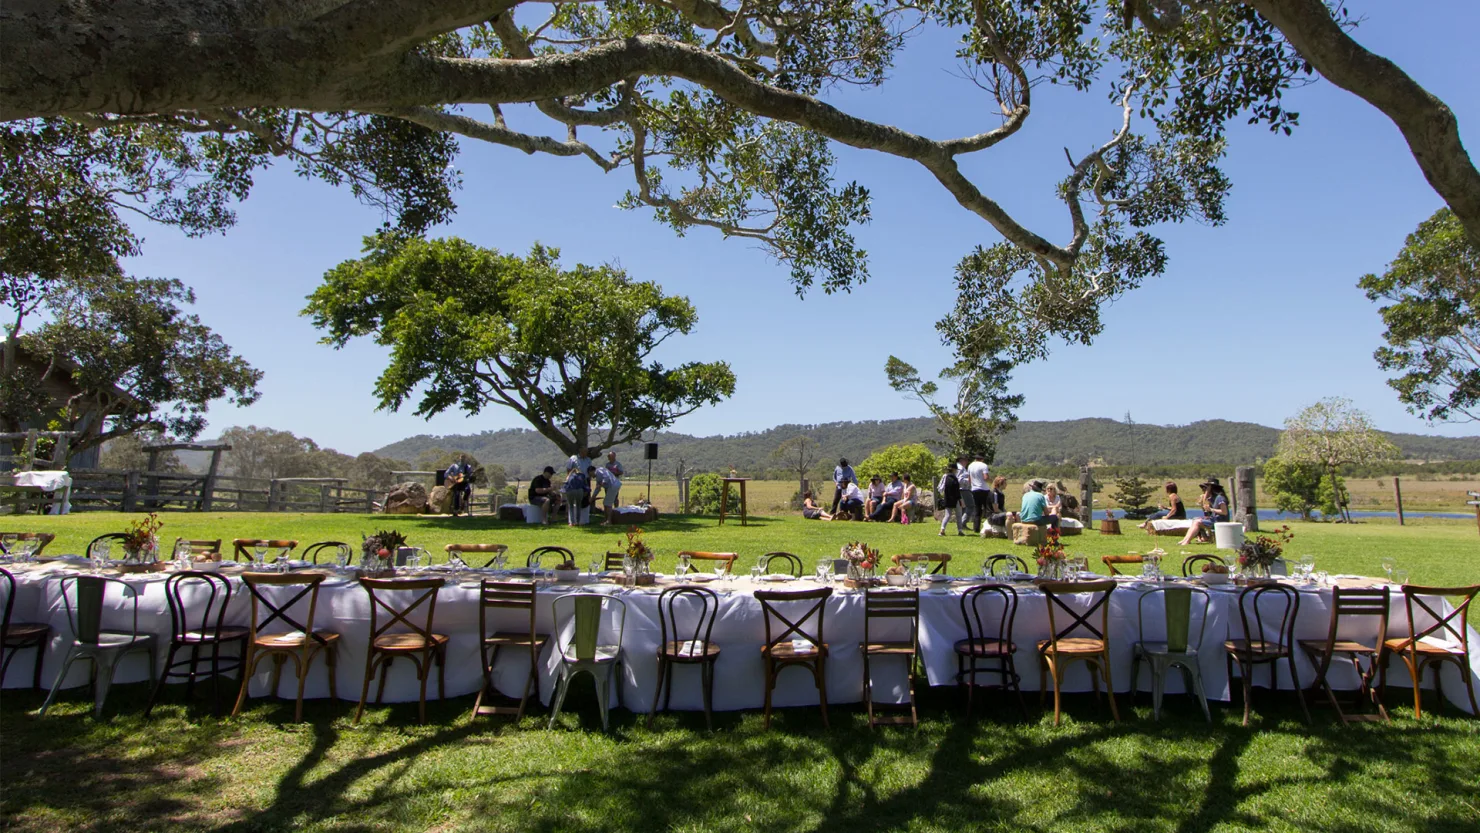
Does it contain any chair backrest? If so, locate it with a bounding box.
[303,541,352,564]
[1040,580,1116,645]
[755,587,832,654]
[985,554,1029,577]
[960,584,1018,647]
[232,539,299,562]
[241,572,329,645]
[553,592,627,662]
[1400,584,1479,653]
[761,552,803,577]
[478,579,538,642]
[163,571,234,641]
[604,551,628,571]
[657,586,720,656]
[1315,586,1391,653]
[86,533,129,556]
[359,578,444,644]
[1101,555,1143,576]
[1235,584,1300,653]
[863,587,918,646]
[1137,586,1212,654]
[677,551,737,574]
[0,532,55,555]
[529,546,574,569]
[58,575,140,644]
[446,543,508,568]
[1181,554,1223,577]
[172,538,223,560]
[892,553,951,574]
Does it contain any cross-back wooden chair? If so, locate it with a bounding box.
[473,579,549,721]
[955,584,1025,719]
[0,567,50,691]
[232,572,340,722]
[1300,586,1390,724]
[603,551,628,571]
[1380,583,1479,719]
[171,538,223,561]
[444,543,509,569]
[146,571,248,716]
[984,554,1030,578]
[650,586,722,730]
[761,552,803,577]
[1224,583,1309,726]
[529,546,574,569]
[302,541,352,565]
[756,586,833,729]
[1037,580,1120,726]
[354,577,449,725]
[862,587,920,728]
[891,553,951,574]
[1182,554,1223,577]
[1101,555,1144,576]
[0,532,55,556]
[677,551,738,575]
[232,539,299,563]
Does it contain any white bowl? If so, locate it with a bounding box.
[1201,571,1230,585]
[553,569,581,582]
[885,573,907,586]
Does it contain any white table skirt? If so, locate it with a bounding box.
[5,566,1477,716]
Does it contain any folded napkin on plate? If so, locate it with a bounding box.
[676,640,707,658]
[790,638,816,654]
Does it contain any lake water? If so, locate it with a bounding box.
[1094,508,1474,522]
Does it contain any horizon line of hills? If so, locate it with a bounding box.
[366,416,1480,476]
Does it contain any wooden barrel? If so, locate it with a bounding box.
[1099,519,1122,535]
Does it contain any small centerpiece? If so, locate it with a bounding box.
[1236,525,1292,582]
[841,541,880,588]
[1035,528,1069,581]
[118,513,164,572]
[361,529,407,577]
[619,526,656,586]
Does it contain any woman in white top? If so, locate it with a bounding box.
[1044,483,1063,517]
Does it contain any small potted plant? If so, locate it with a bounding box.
[118,514,164,572]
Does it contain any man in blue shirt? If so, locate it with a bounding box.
[831,458,856,514]
[591,464,621,522]
[1020,480,1059,529]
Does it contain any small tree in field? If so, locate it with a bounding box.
[1276,398,1397,523]
[1109,471,1156,516]
[855,444,948,497]
[770,436,820,504]
[1263,455,1347,520]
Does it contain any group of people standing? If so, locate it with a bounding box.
[526,449,625,526]
[937,454,1028,537]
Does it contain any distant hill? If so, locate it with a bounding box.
[372,417,1480,478]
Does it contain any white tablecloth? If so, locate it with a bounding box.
[4,565,1476,715]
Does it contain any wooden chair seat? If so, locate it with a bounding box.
[954,637,1014,658]
[1383,636,1463,655]
[863,640,915,655]
[3,622,49,643]
[763,642,829,660]
[659,639,721,661]
[1224,638,1289,658]
[373,632,450,652]
[1038,637,1106,655]
[1300,638,1376,655]
[182,625,251,644]
[255,630,341,649]
[484,630,547,647]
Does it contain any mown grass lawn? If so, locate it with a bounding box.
[2,513,1478,831]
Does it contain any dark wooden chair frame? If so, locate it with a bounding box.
[1225,583,1310,726]
[302,541,352,565]
[233,572,340,722]
[756,587,832,729]
[1379,583,1479,719]
[1038,580,1120,726]
[146,571,248,716]
[232,539,299,563]
[172,538,223,561]
[529,546,575,569]
[473,579,549,721]
[354,578,449,725]
[649,586,721,729]
[0,567,49,690]
[1299,586,1391,724]
[892,553,951,575]
[677,551,738,575]
[85,532,129,557]
[862,587,920,728]
[1101,555,1144,577]
[955,583,1026,719]
[446,543,509,569]
[984,554,1030,577]
[761,552,804,577]
[1181,554,1223,577]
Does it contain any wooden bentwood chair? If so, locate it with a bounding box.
[984,554,1030,578]
[1037,580,1120,726]
[677,551,738,575]
[1379,583,1479,719]
[891,553,951,574]
[233,572,340,722]
[355,578,449,725]
[1182,554,1223,577]
[955,584,1026,719]
[0,567,50,691]
[146,571,248,716]
[1224,583,1310,726]
[756,587,832,729]
[861,587,920,727]
[761,552,804,577]
[446,543,509,569]
[302,541,352,565]
[473,579,550,721]
[649,586,722,729]
[1101,555,1144,577]
[529,546,574,569]
[1300,586,1391,723]
[173,538,223,561]
[232,539,299,563]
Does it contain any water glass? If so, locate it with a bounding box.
[589,558,602,576]
[532,553,544,574]
[253,544,268,569]
[493,552,508,573]
[714,562,728,582]
[89,539,111,572]
[1393,568,1409,586]
[751,560,765,581]
[677,553,692,578]
[336,545,353,570]
[0,533,17,556]
[174,540,192,570]
[1381,557,1396,581]
[815,560,831,584]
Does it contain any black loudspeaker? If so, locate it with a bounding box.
[644,442,659,460]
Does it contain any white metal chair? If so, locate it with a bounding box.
[1131,586,1213,721]
[548,592,627,731]
[41,576,157,717]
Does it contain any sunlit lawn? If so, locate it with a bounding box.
[3,513,1478,831]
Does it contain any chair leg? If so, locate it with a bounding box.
[519,651,537,721]
[647,658,666,729]
[1009,656,1028,722]
[1151,659,1165,721]
[1286,653,1310,725]
[1102,656,1120,722]
[595,667,611,733]
[817,658,830,729]
[93,654,120,718]
[31,641,46,692]
[375,655,392,705]
[437,645,447,702]
[762,661,774,730]
[863,652,874,729]
[1050,659,1063,726]
[326,646,339,700]
[1238,660,1253,727]
[185,644,200,699]
[39,649,79,716]
[547,668,571,729]
[210,642,225,717]
[269,654,285,698]
[1405,654,1423,719]
[1130,654,1142,705]
[1188,663,1211,723]
[145,643,179,717]
[354,654,376,725]
[702,659,715,732]
[231,648,260,718]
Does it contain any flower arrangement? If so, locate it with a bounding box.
[362,529,409,569]
[840,541,879,571]
[1035,528,1068,578]
[625,527,654,570]
[121,513,163,561]
[1237,525,1293,573]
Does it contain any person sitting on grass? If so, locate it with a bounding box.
[801,491,834,521]
[1020,480,1059,530]
[837,479,865,519]
[1179,477,1229,545]
[888,475,917,523]
[980,475,1012,535]
[1044,483,1063,518]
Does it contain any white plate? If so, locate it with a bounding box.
[924,574,953,583]
[759,574,796,582]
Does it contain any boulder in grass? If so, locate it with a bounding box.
[384,482,429,514]
[427,485,454,514]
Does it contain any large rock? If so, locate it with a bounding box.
[428,485,454,514]
[384,482,429,515]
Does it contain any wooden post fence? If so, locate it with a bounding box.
[1234,466,1258,532]
[1077,466,1093,525]
[1393,477,1405,525]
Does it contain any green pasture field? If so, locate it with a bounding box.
[3,513,1478,832]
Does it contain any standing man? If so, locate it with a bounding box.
[591,463,622,522]
[445,454,475,516]
[938,461,964,536]
[605,450,625,479]
[831,457,856,514]
[967,454,991,533]
[954,455,973,528]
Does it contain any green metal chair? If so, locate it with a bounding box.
[548,592,627,731]
[1131,586,1212,722]
[41,576,156,717]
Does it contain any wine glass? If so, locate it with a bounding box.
[1381,556,1396,582]
[751,558,766,582]
[532,552,544,575]
[0,533,16,557]
[336,544,353,571]
[493,552,508,573]
[815,559,831,584]
[588,557,602,576]
[89,539,111,572]
[677,553,692,578]
[714,561,728,584]
[174,539,192,570]
[252,543,268,569]
[1300,554,1315,579]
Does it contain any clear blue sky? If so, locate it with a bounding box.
[120,3,1480,455]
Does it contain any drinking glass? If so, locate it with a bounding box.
[677,553,692,578]
[714,561,727,583]
[336,544,353,570]
[493,552,508,573]
[532,553,544,575]
[751,559,766,581]
[252,543,268,569]
[814,560,830,583]
[12,538,35,563]
[1381,557,1396,581]
[174,539,192,570]
[0,533,16,557]
[89,539,111,572]
[1300,554,1315,576]
[589,558,602,576]
[1393,568,1409,586]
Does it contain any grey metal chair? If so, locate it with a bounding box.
[548,592,627,731]
[1131,586,1213,721]
[41,576,157,717]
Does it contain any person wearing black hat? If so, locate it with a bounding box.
[1179,477,1229,545]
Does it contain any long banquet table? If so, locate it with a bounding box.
[3,560,1477,716]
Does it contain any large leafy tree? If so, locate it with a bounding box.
[885,355,1022,461]
[1359,208,1479,423]
[1275,397,1397,523]
[4,1,1474,368]
[305,236,737,456]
